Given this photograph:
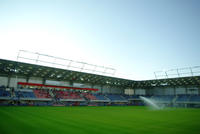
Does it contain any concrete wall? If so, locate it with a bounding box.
[46,80,70,86]
[144,86,199,95]
[29,77,43,84]
[102,86,110,94]
[165,87,175,95]
[148,87,175,95]
[175,87,186,95]
[187,87,199,95]
[110,87,123,94]
[93,85,102,93]
[135,89,146,95]
[10,77,26,88]
[0,76,8,86]
[100,86,123,94]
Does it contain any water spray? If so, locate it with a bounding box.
[139,96,162,110]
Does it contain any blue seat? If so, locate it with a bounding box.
[107,94,126,101]
[176,95,189,102]
[15,91,36,98]
[0,90,10,97]
[94,94,107,100]
[189,95,200,102]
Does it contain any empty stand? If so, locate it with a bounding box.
[0,90,10,97]
[15,90,35,98]
[33,90,51,99]
[54,91,83,100]
[106,94,127,102]
[93,94,108,101]
[82,93,97,100]
[176,95,190,102]
[189,95,200,102]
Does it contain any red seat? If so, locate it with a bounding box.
[33,90,51,98]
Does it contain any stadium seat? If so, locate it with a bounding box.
[33,90,51,98]
[106,94,127,101]
[54,91,83,100]
[189,95,200,102]
[15,90,36,98]
[176,95,190,102]
[82,93,97,100]
[0,90,11,97]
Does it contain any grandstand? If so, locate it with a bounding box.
[0,57,200,107]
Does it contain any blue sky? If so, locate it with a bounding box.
[0,0,199,80]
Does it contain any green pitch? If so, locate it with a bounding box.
[0,106,200,134]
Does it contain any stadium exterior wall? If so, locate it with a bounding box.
[139,87,200,96]
[1,76,199,95]
[0,76,123,94]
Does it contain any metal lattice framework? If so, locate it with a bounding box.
[17,50,116,76]
[154,66,200,79]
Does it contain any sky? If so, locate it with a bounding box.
[0,0,200,80]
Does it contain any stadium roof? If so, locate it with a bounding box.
[137,76,200,88]
[0,59,135,88]
[0,58,200,88]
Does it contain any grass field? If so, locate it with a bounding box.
[0,106,200,134]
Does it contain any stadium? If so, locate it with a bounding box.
[0,50,200,134]
[1,0,200,134]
